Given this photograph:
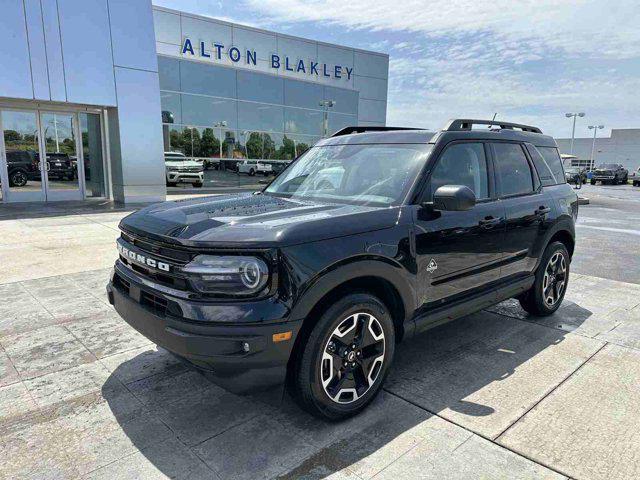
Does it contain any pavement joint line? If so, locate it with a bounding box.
[383,388,572,479]
[494,340,609,442]
[0,266,113,287]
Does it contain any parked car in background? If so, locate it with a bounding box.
[165,151,204,187]
[46,153,75,181]
[565,166,587,186]
[237,160,273,176]
[204,158,220,170]
[631,167,640,187]
[591,163,628,185]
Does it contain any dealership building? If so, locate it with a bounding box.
[556,129,640,172]
[0,1,389,204]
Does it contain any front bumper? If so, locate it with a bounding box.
[167,171,204,184]
[107,263,302,394]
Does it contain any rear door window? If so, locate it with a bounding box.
[492,143,534,196]
[534,146,565,185]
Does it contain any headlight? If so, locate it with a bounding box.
[182,255,269,295]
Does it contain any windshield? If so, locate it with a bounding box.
[598,164,617,169]
[566,167,580,173]
[265,144,431,206]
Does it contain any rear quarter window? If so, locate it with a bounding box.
[529,146,565,186]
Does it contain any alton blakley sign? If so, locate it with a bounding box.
[181,38,354,81]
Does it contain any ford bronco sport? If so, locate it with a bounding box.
[108,119,578,420]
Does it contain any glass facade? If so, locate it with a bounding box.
[159,56,359,165]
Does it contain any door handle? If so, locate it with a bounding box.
[479,216,502,229]
[535,206,551,216]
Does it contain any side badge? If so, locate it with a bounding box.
[427,258,438,273]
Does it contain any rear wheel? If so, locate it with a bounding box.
[519,241,569,316]
[292,293,395,420]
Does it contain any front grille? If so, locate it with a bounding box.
[113,273,131,294]
[141,290,168,316]
[121,232,193,263]
[119,232,193,290]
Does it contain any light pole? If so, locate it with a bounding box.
[319,100,335,137]
[588,125,604,171]
[565,112,585,155]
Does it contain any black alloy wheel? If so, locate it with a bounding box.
[293,293,395,420]
[519,241,570,316]
[10,170,28,187]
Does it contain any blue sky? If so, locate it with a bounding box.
[153,0,640,139]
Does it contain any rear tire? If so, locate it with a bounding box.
[292,293,395,420]
[519,241,570,316]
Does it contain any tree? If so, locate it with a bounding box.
[200,128,221,158]
[263,133,276,159]
[245,132,263,159]
[280,135,296,160]
[169,128,183,153]
[3,130,21,143]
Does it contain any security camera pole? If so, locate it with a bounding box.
[588,125,604,171]
[565,112,585,155]
[319,100,336,137]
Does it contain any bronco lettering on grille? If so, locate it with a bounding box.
[117,243,170,272]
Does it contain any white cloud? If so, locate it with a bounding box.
[243,0,640,59]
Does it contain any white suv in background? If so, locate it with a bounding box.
[236,160,273,176]
[165,152,204,188]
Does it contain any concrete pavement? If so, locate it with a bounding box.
[1,189,640,479]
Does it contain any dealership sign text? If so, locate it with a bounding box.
[181,38,353,81]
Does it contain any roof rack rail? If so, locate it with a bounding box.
[331,126,426,137]
[443,119,542,134]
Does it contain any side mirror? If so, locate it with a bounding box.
[431,185,476,211]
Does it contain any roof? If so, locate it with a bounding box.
[318,120,557,148]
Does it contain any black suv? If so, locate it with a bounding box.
[590,163,628,185]
[108,119,578,420]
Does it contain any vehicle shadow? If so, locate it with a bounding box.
[102,301,592,479]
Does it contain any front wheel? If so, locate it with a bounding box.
[519,241,570,316]
[9,170,28,187]
[590,179,596,185]
[292,293,395,420]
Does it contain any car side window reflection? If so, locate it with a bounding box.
[429,143,489,200]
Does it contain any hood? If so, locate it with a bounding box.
[165,159,202,168]
[120,193,406,248]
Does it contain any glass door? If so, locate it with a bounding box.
[0,109,46,202]
[39,112,84,201]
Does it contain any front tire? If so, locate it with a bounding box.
[519,241,570,316]
[590,179,596,185]
[292,293,395,420]
[9,170,28,187]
